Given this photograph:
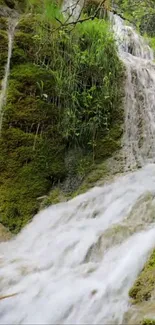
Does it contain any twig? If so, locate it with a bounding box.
[0,293,19,301]
[41,0,106,33]
[58,0,107,27]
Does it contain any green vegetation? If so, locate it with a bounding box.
[114,0,155,30]
[0,0,155,320]
[129,250,155,303]
[0,0,124,232]
[41,156,120,208]
[113,0,155,55]
[0,29,8,78]
[141,319,155,325]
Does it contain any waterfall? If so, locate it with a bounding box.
[1,165,155,324]
[111,14,155,170]
[1,13,155,325]
[0,19,17,133]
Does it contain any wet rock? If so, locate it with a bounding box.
[124,301,155,324]
[0,223,12,241]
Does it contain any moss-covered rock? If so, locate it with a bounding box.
[0,10,124,233]
[0,60,67,232]
[129,250,155,303]
[95,125,123,159]
[141,319,155,325]
[0,223,12,241]
[41,150,124,209]
[0,16,7,29]
[0,28,8,78]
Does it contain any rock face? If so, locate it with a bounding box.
[124,302,155,324]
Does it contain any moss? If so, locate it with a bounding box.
[12,31,34,64]
[70,160,110,197]
[129,250,155,303]
[41,158,112,208]
[41,188,67,208]
[11,15,37,66]
[11,46,27,64]
[141,319,155,325]
[0,29,8,78]
[0,60,66,233]
[0,17,8,30]
[95,125,123,160]
[0,11,124,232]
[17,15,37,33]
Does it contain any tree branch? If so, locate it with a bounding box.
[54,0,106,28]
[41,0,134,34]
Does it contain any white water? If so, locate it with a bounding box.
[0,19,17,133]
[1,165,155,324]
[112,14,155,170]
[1,12,155,325]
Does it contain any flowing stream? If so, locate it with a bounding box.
[1,13,155,325]
[0,19,17,133]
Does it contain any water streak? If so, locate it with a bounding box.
[0,19,17,133]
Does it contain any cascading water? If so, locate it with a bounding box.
[111,14,155,170]
[1,13,155,325]
[0,19,17,133]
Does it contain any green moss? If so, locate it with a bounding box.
[17,15,37,33]
[0,11,124,232]
[41,156,114,209]
[71,161,109,197]
[141,319,155,325]
[41,188,67,208]
[12,31,34,64]
[0,29,8,78]
[0,17,8,30]
[94,124,123,160]
[0,60,66,233]
[129,250,155,303]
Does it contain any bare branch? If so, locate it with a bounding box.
[41,0,134,34]
[55,0,107,28]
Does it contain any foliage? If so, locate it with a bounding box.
[0,2,124,232]
[0,29,8,78]
[33,16,124,155]
[141,319,155,325]
[114,0,155,35]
